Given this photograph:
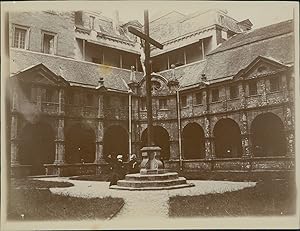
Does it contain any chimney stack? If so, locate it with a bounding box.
[113,10,120,34]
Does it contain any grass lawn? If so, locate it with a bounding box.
[7,178,124,221]
[169,179,296,217]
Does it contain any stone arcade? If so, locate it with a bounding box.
[8,9,295,179]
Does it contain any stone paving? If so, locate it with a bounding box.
[37,177,256,220]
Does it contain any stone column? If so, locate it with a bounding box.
[260,79,267,106]
[95,94,105,163]
[204,117,215,159]
[54,88,65,164]
[284,106,295,157]
[95,120,105,163]
[240,112,252,158]
[54,118,65,164]
[169,140,179,160]
[11,114,19,165]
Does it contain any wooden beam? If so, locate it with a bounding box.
[128,26,163,49]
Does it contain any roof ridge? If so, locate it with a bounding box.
[208,19,293,55]
[150,10,185,24]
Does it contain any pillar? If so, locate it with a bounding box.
[169,140,179,160]
[95,93,105,163]
[54,118,65,164]
[54,88,65,164]
[11,114,19,165]
[204,117,215,159]
[284,106,295,157]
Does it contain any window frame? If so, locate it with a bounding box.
[229,85,239,100]
[269,76,280,92]
[12,24,30,49]
[211,88,219,102]
[181,95,188,108]
[248,80,258,96]
[159,98,168,110]
[140,98,147,111]
[194,92,203,105]
[41,30,57,55]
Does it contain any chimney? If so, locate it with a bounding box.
[98,77,104,87]
[113,10,120,34]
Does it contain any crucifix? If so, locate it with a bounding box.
[128,10,163,147]
[128,10,164,173]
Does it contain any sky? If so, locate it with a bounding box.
[3,1,297,29]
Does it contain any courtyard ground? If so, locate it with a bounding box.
[7,178,124,221]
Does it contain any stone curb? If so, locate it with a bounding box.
[106,199,125,220]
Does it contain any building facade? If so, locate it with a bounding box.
[8,10,295,177]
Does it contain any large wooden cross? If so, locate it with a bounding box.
[128,10,163,146]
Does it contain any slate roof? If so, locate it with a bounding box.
[204,20,294,80]
[159,60,207,89]
[10,49,143,92]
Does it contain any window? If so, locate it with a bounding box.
[86,93,93,106]
[181,95,187,108]
[194,92,202,105]
[67,92,74,104]
[229,85,238,99]
[159,98,168,110]
[42,32,56,54]
[249,80,257,96]
[13,26,29,49]
[141,98,147,110]
[270,76,280,92]
[89,16,95,30]
[211,89,219,102]
[45,88,54,102]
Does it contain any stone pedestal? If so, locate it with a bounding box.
[111,145,194,191]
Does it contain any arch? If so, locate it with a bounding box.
[103,125,129,160]
[251,112,286,157]
[182,123,205,159]
[141,126,170,160]
[19,122,55,175]
[65,123,96,163]
[213,118,242,158]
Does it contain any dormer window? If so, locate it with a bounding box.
[194,92,202,105]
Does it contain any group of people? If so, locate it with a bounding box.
[105,153,139,186]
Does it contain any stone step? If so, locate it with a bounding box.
[117,177,188,188]
[110,183,195,191]
[125,172,179,181]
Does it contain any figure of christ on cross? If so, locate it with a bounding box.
[128,10,164,173]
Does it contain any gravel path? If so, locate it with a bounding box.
[37,177,256,220]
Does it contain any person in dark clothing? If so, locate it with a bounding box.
[109,154,125,186]
[128,154,139,174]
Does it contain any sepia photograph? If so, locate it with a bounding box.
[1,1,299,230]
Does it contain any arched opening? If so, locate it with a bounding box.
[251,113,286,157]
[19,122,55,175]
[103,125,129,160]
[182,123,205,159]
[141,126,170,160]
[65,124,96,163]
[213,118,242,158]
